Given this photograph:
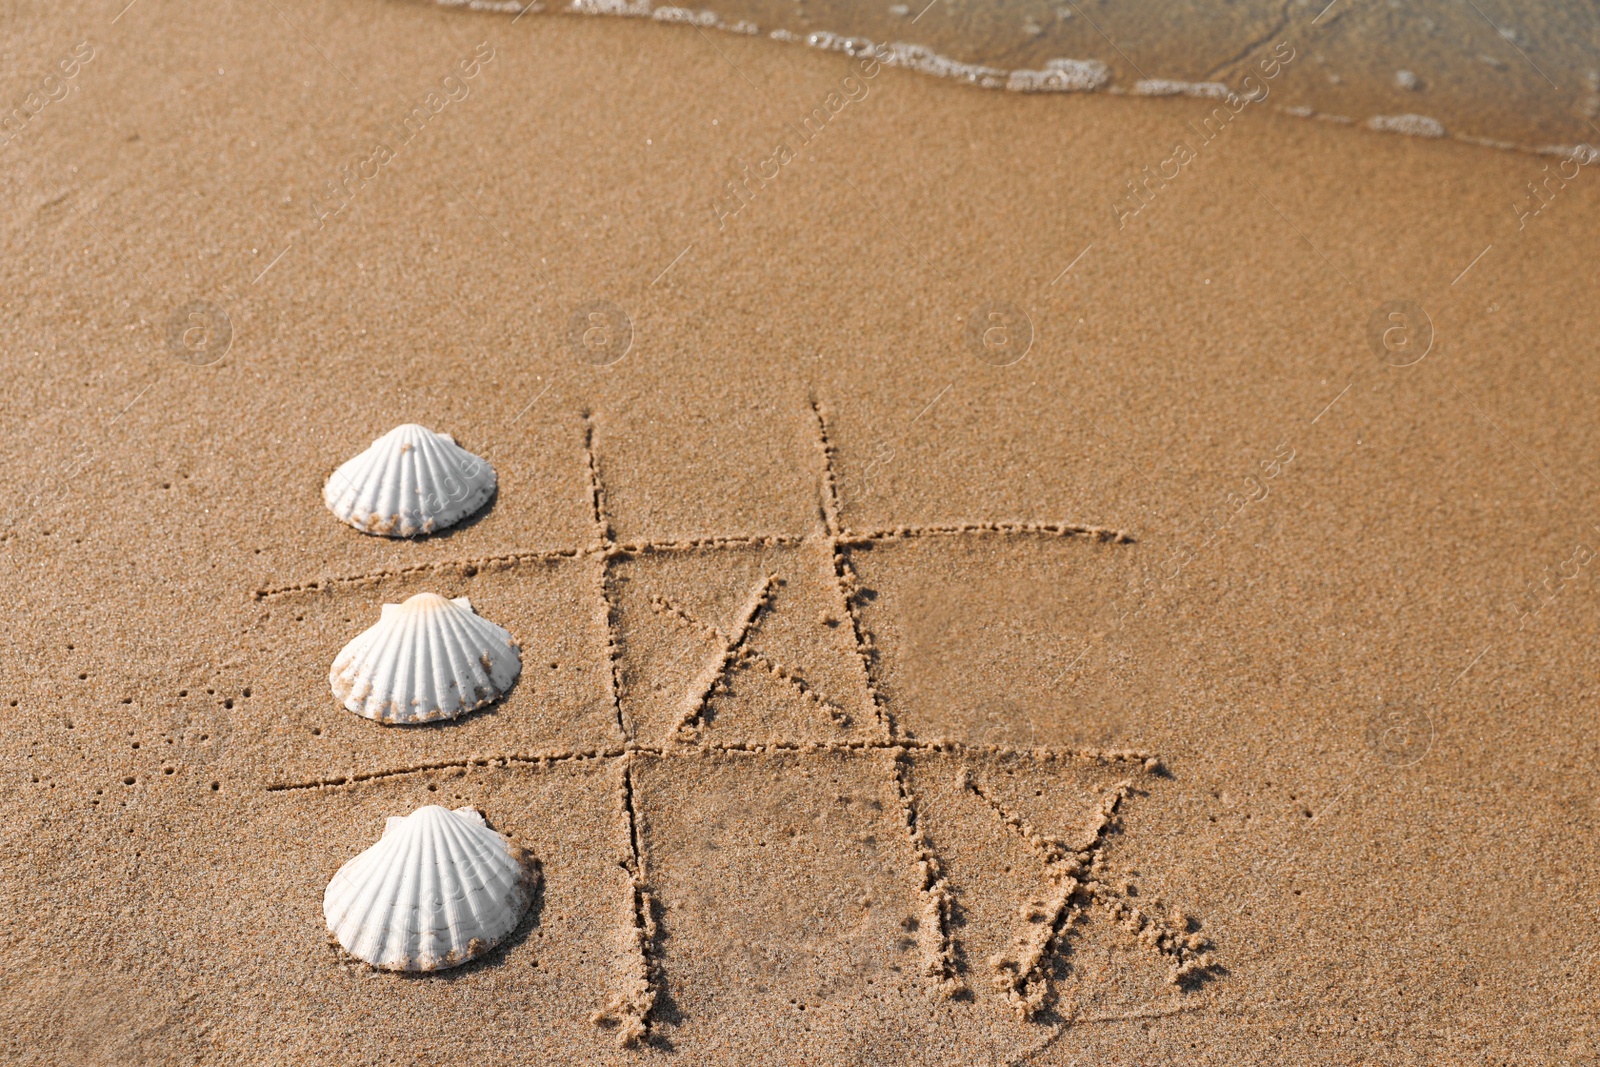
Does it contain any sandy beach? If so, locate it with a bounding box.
[3,0,1598,1063]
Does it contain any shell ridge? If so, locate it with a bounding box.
[342,441,373,520]
[402,598,437,719]
[375,599,429,717]
[380,812,428,967]
[436,598,496,704]
[419,426,483,531]
[400,808,441,965]
[354,629,381,694]
[325,805,534,971]
[453,434,495,517]
[349,598,408,720]
[416,431,454,532]
[409,426,440,531]
[466,604,520,701]
[451,808,519,901]
[328,820,397,931]
[425,601,475,716]
[429,599,469,714]
[441,433,488,526]
[355,434,392,521]
[438,598,489,713]
[323,456,353,514]
[457,605,518,691]
[434,598,465,716]
[417,808,449,966]
[326,435,380,516]
[328,639,359,707]
[339,818,412,967]
[323,425,495,538]
[475,818,532,914]
[437,427,493,506]
[402,597,436,720]
[437,808,493,954]
[329,593,521,724]
[327,603,377,717]
[474,834,529,916]
[449,809,527,946]
[373,430,400,534]
[384,427,414,533]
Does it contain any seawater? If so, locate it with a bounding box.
[437,0,1600,156]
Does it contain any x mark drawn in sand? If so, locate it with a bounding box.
[261,402,1217,1049]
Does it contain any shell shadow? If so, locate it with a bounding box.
[405,483,499,541]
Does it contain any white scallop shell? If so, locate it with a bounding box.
[324,424,496,537]
[330,593,522,724]
[324,805,538,972]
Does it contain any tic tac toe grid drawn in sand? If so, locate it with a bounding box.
[262,402,1217,1050]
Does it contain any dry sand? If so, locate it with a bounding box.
[2,1,1598,1063]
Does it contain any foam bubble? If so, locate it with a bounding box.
[1134,79,1231,99]
[1536,142,1600,163]
[433,0,528,11]
[652,6,719,26]
[569,0,651,14]
[1366,113,1446,138]
[1007,59,1110,93]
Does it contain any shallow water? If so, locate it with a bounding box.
[448,0,1600,154]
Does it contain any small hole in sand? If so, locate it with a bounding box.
[210,782,220,791]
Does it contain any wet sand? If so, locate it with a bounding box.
[2,1,1598,1063]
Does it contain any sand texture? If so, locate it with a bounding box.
[2,1,1598,1064]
